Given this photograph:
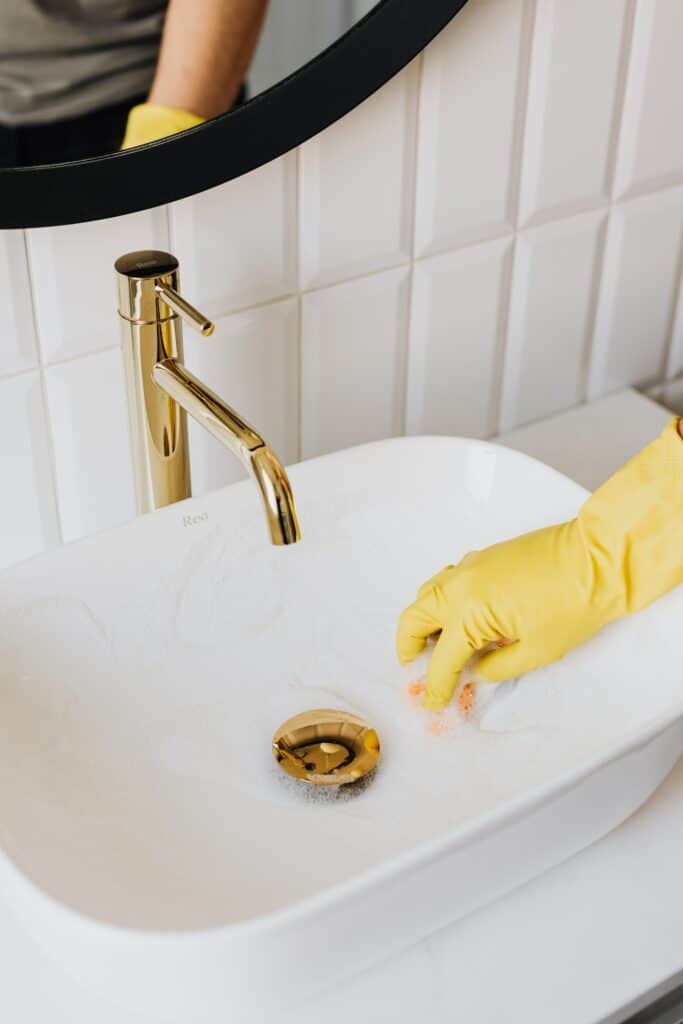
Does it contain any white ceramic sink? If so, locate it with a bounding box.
[1,436,682,1021]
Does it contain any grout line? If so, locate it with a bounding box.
[618,173,683,205]
[22,231,47,368]
[22,230,64,546]
[585,205,620,402]
[398,52,424,438]
[400,260,415,437]
[295,257,411,300]
[489,237,516,438]
[12,342,121,377]
[396,264,412,438]
[578,210,610,404]
[293,136,302,297]
[215,289,301,320]
[0,362,48,385]
[513,0,547,232]
[293,143,303,462]
[295,290,303,463]
[489,0,537,437]
[604,0,638,201]
[522,196,608,232]
[417,222,515,263]
[660,218,683,380]
[667,261,683,381]
[508,0,538,232]
[165,201,175,252]
[601,177,683,214]
[404,53,423,267]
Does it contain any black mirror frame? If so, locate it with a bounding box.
[0,0,469,229]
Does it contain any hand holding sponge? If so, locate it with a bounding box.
[397,419,683,711]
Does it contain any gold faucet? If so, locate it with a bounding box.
[115,250,300,545]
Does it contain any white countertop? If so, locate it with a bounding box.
[2,390,680,1024]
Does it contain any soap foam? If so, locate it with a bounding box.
[4,499,682,932]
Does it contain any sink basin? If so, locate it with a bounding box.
[1,436,682,1020]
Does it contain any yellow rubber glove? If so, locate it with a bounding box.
[397,418,683,711]
[120,103,206,149]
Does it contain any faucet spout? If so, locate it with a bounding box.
[152,358,300,545]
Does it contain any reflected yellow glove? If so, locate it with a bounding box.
[120,103,206,149]
[397,419,683,711]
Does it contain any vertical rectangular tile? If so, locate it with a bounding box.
[170,154,297,318]
[406,237,512,438]
[614,0,683,198]
[183,298,299,494]
[301,267,409,458]
[414,0,532,257]
[588,187,683,398]
[27,209,168,364]
[518,0,630,224]
[0,231,38,376]
[298,62,418,289]
[44,349,135,542]
[499,210,606,431]
[0,373,59,569]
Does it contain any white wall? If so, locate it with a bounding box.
[2,0,683,571]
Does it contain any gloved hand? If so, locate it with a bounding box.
[397,418,683,711]
[120,103,206,149]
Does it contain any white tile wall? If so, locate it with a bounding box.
[500,210,606,429]
[2,0,683,569]
[184,298,299,492]
[517,0,630,225]
[301,266,409,457]
[613,0,683,199]
[170,154,297,318]
[43,349,135,543]
[414,0,532,256]
[0,373,59,566]
[588,186,683,398]
[27,209,168,363]
[406,238,511,438]
[299,61,419,289]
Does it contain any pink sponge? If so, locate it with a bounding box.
[457,683,476,718]
[408,677,476,719]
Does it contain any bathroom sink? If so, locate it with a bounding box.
[1,436,682,1020]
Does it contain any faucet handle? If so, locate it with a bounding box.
[155,283,215,337]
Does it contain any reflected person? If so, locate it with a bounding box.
[0,0,268,166]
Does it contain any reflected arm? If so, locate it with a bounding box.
[148,0,269,119]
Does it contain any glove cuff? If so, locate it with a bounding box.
[577,417,683,617]
[121,104,206,150]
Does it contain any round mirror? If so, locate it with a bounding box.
[0,0,468,228]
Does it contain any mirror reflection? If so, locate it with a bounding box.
[0,0,377,168]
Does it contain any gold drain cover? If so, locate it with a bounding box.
[272,709,380,786]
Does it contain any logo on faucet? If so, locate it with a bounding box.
[182,512,208,528]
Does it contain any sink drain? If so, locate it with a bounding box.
[272,709,380,786]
